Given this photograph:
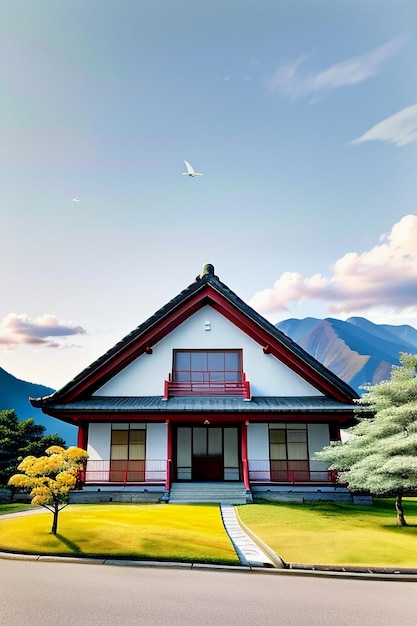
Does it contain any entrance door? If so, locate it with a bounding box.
[192,427,223,481]
[175,426,239,481]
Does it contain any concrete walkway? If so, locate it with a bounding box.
[220,504,284,568]
[0,508,48,518]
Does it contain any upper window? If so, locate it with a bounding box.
[173,350,242,384]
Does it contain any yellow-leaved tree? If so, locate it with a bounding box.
[8,445,88,534]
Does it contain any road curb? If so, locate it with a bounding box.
[1,549,416,580]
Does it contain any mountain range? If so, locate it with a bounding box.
[276,316,417,392]
[0,367,77,445]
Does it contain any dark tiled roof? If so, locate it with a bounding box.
[31,266,359,408]
[42,395,358,414]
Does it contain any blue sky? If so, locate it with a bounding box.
[1,1,417,389]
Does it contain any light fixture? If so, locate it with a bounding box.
[204,321,211,331]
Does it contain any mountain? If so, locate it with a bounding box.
[0,366,77,445]
[276,316,417,393]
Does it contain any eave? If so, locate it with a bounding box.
[36,395,359,430]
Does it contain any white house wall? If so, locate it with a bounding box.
[145,423,167,481]
[87,423,111,460]
[95,306,321,397]
[308,423,331,478]
[86,423,111,481]
[247,423,270,480]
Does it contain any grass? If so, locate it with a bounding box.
[0,503,239,565]
[238,498,417,568]
[1,499,416,568]
[0,504,37,515]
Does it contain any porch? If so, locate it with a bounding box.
[80,459,338,489]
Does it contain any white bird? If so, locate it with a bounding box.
[182,160,203,177]
[71,196,81,202]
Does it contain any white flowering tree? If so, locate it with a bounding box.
[8,445,88,534]
[315,353,417,526]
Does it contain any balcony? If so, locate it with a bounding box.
[163,371,251,400]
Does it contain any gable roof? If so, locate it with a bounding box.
[31,264,359,408]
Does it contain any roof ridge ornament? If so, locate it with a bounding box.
[199,263,215,279]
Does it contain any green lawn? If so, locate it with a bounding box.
[1,500,417,568]
[238,498,417,568]
[0,503,239,565]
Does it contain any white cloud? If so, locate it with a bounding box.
[0,313,87,350]
[249,215,417,320]
[268,36,407,99]
[351,104,417,147]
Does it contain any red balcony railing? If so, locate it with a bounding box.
[82,460,166,484]
[163,371,251,400]
[248,460,336,484]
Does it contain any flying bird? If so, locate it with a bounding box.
[71,196,81,202]
[182,160,203,177]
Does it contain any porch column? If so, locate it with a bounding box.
[165,419,173,494]
[77,421,88,450]
[241,421,250,491]
[75,422,88,488]
[330,423,342,442]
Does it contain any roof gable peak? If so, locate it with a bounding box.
[31,264,359,406]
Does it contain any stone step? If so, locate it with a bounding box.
[168,482,248,504]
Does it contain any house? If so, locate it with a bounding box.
[31,264,361,504]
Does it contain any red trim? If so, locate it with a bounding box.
[332,425,342,441]
[242,372,251,401]
[241,422,250,490]
[77,422,88,450]
[44,410,355,430]
[49,282,355,404]
[208,292,350,401]
[58,294,205,402]
[162,380,169,401]
[165,420,172,491]
[163,378,251,399]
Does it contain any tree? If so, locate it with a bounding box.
[0,409,66,487]
[315,353,417,526]
[8,445,88,534]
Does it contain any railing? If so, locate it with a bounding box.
[163,372,251,400]
[80,459,335,486]
[83,460,166,484]
[248,460,336,483]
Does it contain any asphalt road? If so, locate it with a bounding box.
[0,560,416,626]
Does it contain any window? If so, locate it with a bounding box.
[173,350,242,384]
[110,423,145,482]
[269,424,309,481]
[166,349,250,399]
